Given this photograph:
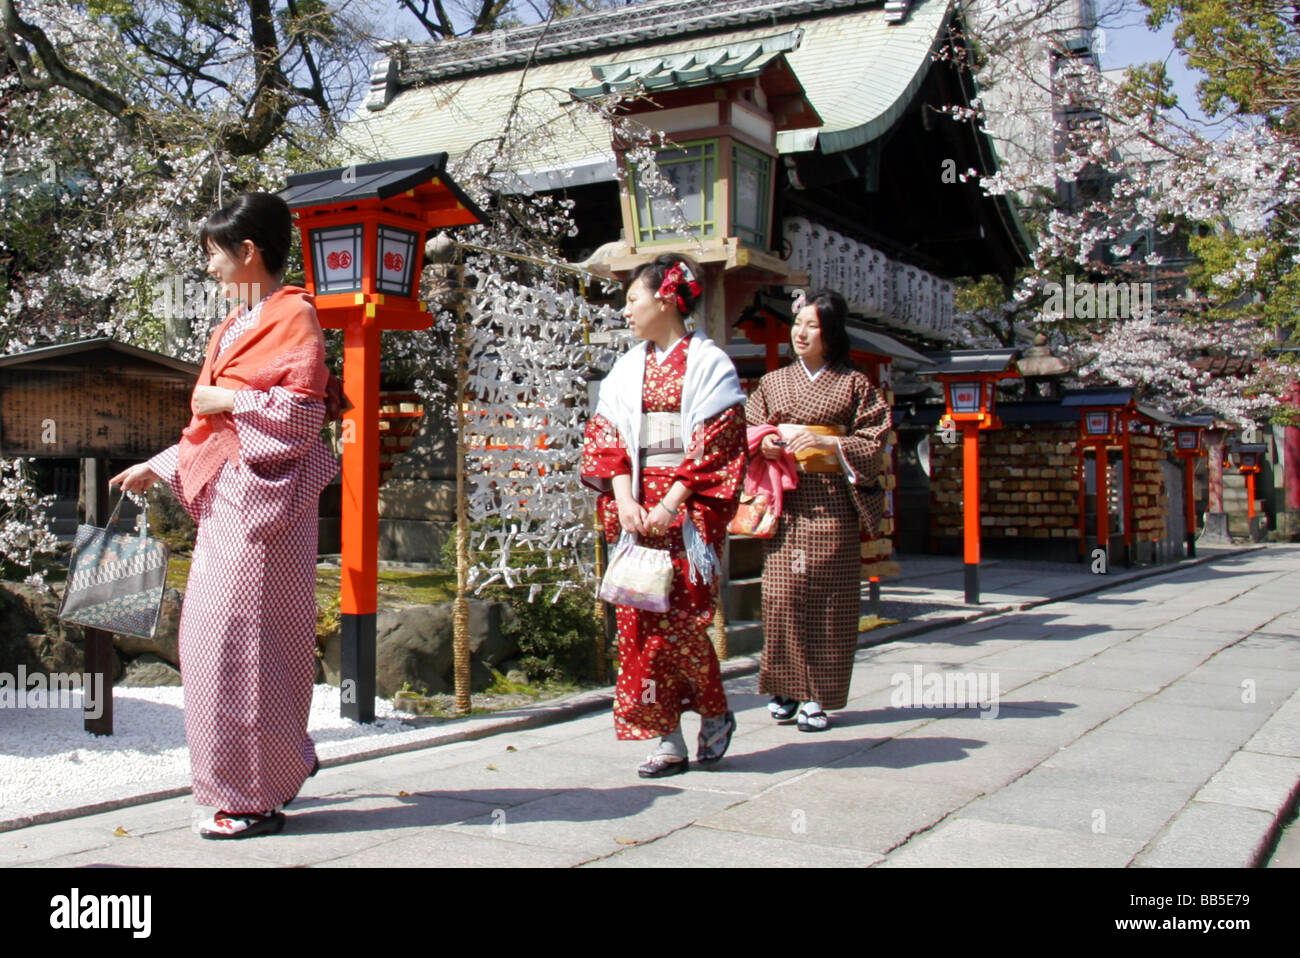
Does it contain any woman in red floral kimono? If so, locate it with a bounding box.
[582,253,747,777]
[112,193,339,839]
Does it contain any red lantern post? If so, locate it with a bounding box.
[1173,419,1209,557]
[280,154,484,721]
[1063,389,1139,568]
[1231,442,1267,538]
[928,350,1019,604]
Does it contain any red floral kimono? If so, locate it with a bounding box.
[582,337,746,739]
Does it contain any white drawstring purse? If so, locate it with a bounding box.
[598,533,673,612]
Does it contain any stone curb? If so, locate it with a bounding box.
[0,544,1268,834]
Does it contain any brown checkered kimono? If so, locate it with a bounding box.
[745,361,892,710]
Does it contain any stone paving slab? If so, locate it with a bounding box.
[1099,700,1276,744]
[1193,751,1300,814]
[233,792,505,867]
[694,771,982,855]
[1040,729,1241,785]
[439,784,745,859]
[582,822,887,868]
[1131,801,1279,868]
[1242,695,1300,758]
[828,735,1059,792]
[876,817,1146,868]
[957,766,1199,842]
[318,826,583,868]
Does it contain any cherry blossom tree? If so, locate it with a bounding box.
[947,0,1298,426]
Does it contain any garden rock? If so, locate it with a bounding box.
[468,601,519,667]
[119,654,183,687]
[373,599,514,697]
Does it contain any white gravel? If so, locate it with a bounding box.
[0,685,420,818]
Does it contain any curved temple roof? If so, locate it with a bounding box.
[343,0,955,175]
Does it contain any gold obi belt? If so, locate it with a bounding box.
[778,423,847,473]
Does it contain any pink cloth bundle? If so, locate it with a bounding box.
[743,424,798,517]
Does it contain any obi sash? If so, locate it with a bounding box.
[778,423,847,473]
[640,412,684,469]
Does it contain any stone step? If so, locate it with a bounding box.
[722,618,764,658]
[724,576,763,621]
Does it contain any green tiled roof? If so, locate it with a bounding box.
[570,32,802,97]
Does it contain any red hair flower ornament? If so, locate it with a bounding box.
[656,261,703,315]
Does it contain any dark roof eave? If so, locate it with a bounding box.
[0,338,200,377]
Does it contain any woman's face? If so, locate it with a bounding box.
[791,304,826,366]
[205,239,256,299]
[622,274,672,342]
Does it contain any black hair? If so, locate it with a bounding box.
[199,192,294,277]
[629,252,705,317]
[805,288,852,368]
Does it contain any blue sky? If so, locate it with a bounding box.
[1095,7,1223,130]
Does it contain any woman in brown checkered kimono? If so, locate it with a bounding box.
[745,289,892,731]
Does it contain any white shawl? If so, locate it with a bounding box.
[594,332,746,583]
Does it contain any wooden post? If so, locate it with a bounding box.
[961,421,980,604]
[453,268,472,715]
[1184,455,1197,558]
[82,457,113,736]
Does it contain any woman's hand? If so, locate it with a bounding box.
[192,385,236,416]
[644,502,677,537]
[760,433,786,460]
[109,463,159,496]
[615,497,648,535]
[783,427,837,456]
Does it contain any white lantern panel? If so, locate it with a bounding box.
[311,225,364,294]
[376,225,419,296]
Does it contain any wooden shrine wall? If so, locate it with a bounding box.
[0,367,192,458]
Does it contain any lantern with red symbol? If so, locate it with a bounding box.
[923,349,1020,605]
[280,153,485,722]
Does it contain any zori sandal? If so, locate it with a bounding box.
[796,707,830,732]
[198,809,286,840]
[638,754,689,778]
[768,696,799,722]
[697,710,737,764]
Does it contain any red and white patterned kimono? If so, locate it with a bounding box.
[149,288,338,813]
[582,336,746,740]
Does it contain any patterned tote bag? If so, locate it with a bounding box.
[598,534,673,612]
[58,496,171,639]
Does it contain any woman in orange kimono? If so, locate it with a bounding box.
[582,253,747,777]
[112,193,338,838]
